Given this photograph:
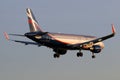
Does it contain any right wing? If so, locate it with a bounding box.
[4,32,41,46]
[70,24,116,49]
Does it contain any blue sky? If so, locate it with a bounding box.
[0,0,120,80]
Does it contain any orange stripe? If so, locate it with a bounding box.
[28,19,32,24]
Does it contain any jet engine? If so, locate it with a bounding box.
[53,48,67,58]
[90,45,102,53]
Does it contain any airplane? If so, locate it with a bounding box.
[4,8,116,59]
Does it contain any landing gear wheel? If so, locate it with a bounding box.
[92,55,96,59]
[53,54,60,58]
[77,52,83,57]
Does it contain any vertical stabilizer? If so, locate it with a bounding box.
[26,8,43,32]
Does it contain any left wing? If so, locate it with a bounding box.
[71,24,116,48]
[11,40,41,46]
[4,32,41,46]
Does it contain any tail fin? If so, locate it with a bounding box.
[26,8,43,32]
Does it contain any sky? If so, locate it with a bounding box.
[0,0,120,80]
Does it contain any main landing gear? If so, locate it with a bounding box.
[76,51,96,59]
[53,53,60,58]
[53,51,96,59]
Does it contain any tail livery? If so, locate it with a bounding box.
[112,24,116,34]
[26,8,43,32]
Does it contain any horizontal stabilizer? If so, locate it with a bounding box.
[4,32,41,46]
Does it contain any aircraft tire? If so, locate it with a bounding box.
[53,54,60,58]
[77,52,83,57]
[92,55,96,59]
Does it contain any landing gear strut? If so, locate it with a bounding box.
[92,53,96,59]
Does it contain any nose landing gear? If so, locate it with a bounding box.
[92,53,96,59]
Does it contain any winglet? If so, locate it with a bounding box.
[111,24,116,34]
[4,32,10,40]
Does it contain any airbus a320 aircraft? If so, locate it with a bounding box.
[4,8,116,59]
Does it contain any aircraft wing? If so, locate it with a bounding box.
[4,32,41,46]
[10,40,41,46]
[71,24,116,48]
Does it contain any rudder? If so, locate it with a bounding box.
[26,8,43,32]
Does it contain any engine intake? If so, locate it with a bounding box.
[90,45,102,53]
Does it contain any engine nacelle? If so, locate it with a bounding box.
[90,45,102,53]
[53,49,67,55]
